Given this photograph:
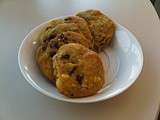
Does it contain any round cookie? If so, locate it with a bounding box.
[53,43,104,98]
[46,22,93,49]
[76,9,115,52]
[36,46,55,83]
[46,31,92,58]
[40,19,64,46]
[64,16,93,47]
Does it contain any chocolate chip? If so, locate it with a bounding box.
[49,41,59,49]
[69,66,77,75]
[76,74,84,85]
[42,46,47,51]
[58,33,66,42]
[61,54,70,59]
[46,26,52,30]
[70,93,74,97]
[43,39,47,43]
[64,17,72,21]
[59,33,65,39]
[48,34,56,40]
[49,52,55,57]
[54,42,59,49]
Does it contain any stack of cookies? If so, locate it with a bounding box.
[36,10,115,98]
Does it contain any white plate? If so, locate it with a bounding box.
[18,17,143,103]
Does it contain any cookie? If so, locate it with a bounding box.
[46,31,92,58]
[36,46,55,83]
[53,43,104,98]
[40,19,64,46]
[77,9,115,52]
[64,16,93,47]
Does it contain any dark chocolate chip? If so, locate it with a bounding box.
[49,41,59,49]
[69,66,77,75]
[42,46,47,51]
[48,34,56,40]
[61,54,70,59]
[70,93,74,97]
[49,52,55,57]
[43,39,47,43]
[64,17,72,21]
[58,33,66,42]
[54,42,59,49]
[76,74,84,85]
[59,33,65,39]
[46,26,52,30]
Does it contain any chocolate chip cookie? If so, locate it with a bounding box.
[53,43,104,97]
[36,31,92,83]
[46,31,92,57]
[64,16,93,47]
[77,9,115,52]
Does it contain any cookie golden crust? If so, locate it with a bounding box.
[76,9,115,52]
[64,16,93,47]
[36,46,56,83]
[53,43,104,98]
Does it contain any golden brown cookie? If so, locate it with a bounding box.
[53,43,104,98]
[64,16,93,47]
[76,9,115,52]
[46,31,92,57]
[46,22,92,49]
[36,46,55,83]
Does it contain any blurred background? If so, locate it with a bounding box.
[151,0,160,17]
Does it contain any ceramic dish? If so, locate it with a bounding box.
[18,17,143,103]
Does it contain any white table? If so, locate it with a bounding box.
[0,0,160,120]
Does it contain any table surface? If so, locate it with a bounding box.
[0,0,160,120]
